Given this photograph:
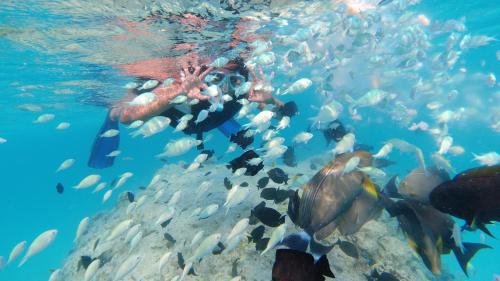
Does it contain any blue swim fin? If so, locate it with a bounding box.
[217,118,241,138]
[88,112,120,169]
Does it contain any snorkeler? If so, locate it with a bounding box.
[88,55,296,170]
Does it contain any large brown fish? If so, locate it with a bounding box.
[289,151,380,241]
[384,198,490,276]
[429,165,500,236]
[272,249,335,281]
[398,166,449,204]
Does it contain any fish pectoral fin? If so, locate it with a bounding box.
[407,238,418,252]
[362,177,378,199]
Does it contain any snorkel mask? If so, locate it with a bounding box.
[203,71,246,112]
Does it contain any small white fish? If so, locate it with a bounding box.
[187,233,222,263]
[189,99,200,105]
[190,230,205,248]
[431,153,456,174]
[74,174,101,189]
[226,218,249,242]
[452,223,464,253]
[48,269,60,281]
[277,116,290,131]
[226,143,237,154]
[127,120,144,129]
[235,82,252,97]
[106,150,121,157]
[449,146,465,156]
[101,129,119,138]
[0,137,6,144]
[263,145,288,160]
[279,78,312,95]
[128,92,157,106]
[107,219,132,241]
[199,204,219,219]
[75,217,89,242]
[185,162,200,172]
[163,78,175,87]
[131,116,171,138]
[472,152,500,166]
[204,85,220,97]
[139,79,159,90]
[156,207,176,225]
[358,166,386,178]
[174,119,188,132]
[125,82,139,89]
[332,133,355,156]
[168,190,182,206]
[154,189,165,202]
[99,190,111,205]
[247,157,263,166]
[158,137,202,158]
[158,251,172,274]
[129,231,142,253]
[293,132,313,144]
[19,229,58,267]
[126,202,137,216]
[244,110,274,129]
[196,181,211,199]
[224,187,250,215]
[92,182,107,193]
[261,224,286,255]
[194,110,209,124]
[125,224,141,243]
[222,94,233,102]
[224,234,243,254]
[84,259,100,281]
[373,143,393,159]
[342,156,360,176]
[309,100,343,128]
[256,51,276,66]
[148,174,161,188]
[114,255,142,281]
[114,172,133,189]
[209,57,229,67]
[438,136,453,155]
[56,122,70,130]
[194,153,208,164]
[33,114,55,124]
[234,167,247,177]
[56,158,75,172]
[7,241,26,265]
[190,207,202,217]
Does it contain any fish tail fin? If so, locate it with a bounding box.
[453,242,491,276]
[18,256,28,268]
[280,231,311,252]
[382,175,402,199]
[310,234,335,261]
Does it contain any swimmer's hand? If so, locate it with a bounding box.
[248,67,284,107]
[178,64,213,101]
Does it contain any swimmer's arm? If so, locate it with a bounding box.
[111,85,182,124]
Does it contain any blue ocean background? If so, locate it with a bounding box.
[0,0,499,280]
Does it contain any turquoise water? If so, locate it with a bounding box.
[0,0,499,280]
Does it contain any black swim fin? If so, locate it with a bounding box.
[88,112,120,169]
